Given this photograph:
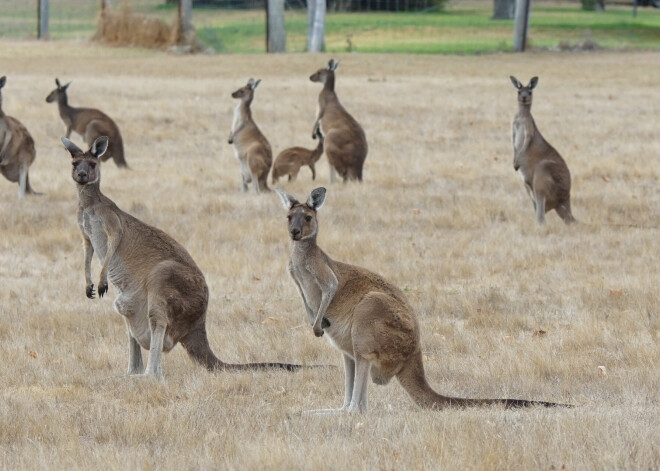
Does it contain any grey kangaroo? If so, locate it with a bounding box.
[47,79,128,168]
[0,76,38,197]
[510,76,575,225]
[62,135,303,379]
[277,187,569,413]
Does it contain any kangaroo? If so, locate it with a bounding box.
[276,187,569,414]
[62,136,303,379]
[47,79,128,168]
[272,128,324,184]
[310,59,367,183]
[510,76,575,225]
[228,78,272,193]
[0,76,38,198]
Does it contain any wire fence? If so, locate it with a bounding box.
[0,0,441,42]
[0,0,168,40]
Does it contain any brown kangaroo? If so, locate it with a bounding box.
[62,136,302,379]
[228,78,272,193]
[310,59,367,183]
[272,128,324,184]
[0,76,38,198]
[510,76,575,225]
[276,187,569,413]
[47,79,128,168]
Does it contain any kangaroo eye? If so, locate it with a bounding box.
[305,215,312,222]
[89,162,96,169]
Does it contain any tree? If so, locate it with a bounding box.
[307,0,326,52]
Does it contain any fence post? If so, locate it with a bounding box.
[267,0,286,52]
[37,0,49,39]
[513,0,530,52]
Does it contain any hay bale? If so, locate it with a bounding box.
[94,1,202,52]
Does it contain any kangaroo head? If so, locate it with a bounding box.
[310,59,340,84]
[46,78,71,103]
[61,136,108,186]
[231,78,261,103]
[510,76,538,106]
[276,187,326,241]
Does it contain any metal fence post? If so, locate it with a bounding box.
[37,0,49,39]
[513,0,530,52]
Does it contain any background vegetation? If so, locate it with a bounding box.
[1,0,659,54]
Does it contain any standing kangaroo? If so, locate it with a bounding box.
[277,187,568,413]
[228,78,272,193]
[47,79,128,168]
[510,76,575,225]
[310,59,367,183]
[272,128,324,184]
[62,136,302,379]
[0,76,38,198]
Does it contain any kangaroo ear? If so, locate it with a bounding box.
[529,76,538,89]
[247,78,255,88]
[61,137,84,157]
[329,59,340,71]
[252,79,261,90]
[307,187,326,211]
[0,76,6,89]
[510,76,522,89]
[90,136,109,159]
[63,81,72,90]
[55,78,61,88]
[276,188,299,210]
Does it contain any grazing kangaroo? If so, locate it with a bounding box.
[228,78,272,193]
[272,128,324,184]
[62,136,302,379]
[510,76,575,225]
[277,187,569,413]
[310,59,367,183]
[0,76,38,198]
[47,79,128,168]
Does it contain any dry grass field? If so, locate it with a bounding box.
[0,40,659,470]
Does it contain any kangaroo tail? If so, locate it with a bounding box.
[180,326,307,372]
[396,350,571,409]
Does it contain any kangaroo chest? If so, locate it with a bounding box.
[289,263,322,323]
[231,105,246,136]
[80,209,109,263]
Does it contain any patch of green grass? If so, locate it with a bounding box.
[195,2,660,54]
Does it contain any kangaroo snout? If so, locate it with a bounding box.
[290,228,301,240]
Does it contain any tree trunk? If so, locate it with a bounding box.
[493,0,515,19]
[307,0,326,52]
[267,0,286,52]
